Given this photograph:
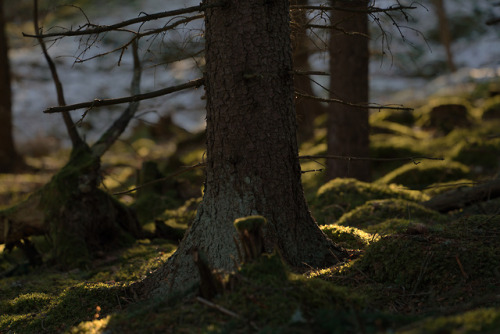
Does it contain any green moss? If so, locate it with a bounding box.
[398,307,500,334]
[320,224,377,249]
[370,108,416,126]
[449,138,500,172]
[234,215,267,233]
[311,178,427,225]
[3,292,52,314]
[415,97,475,135]
[346,215,500,294]
[336,199,446,234]
[481,95,500,120]
[377,160,470,189]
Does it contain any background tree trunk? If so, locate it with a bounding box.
[140,0,346,298]
[326,0,371,181]
[0,0,24,172]
[291,0,324,142]
[433,0,456,73]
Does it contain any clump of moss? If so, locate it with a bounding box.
[481,95,500,120]
[398,307,500,334]
[336,199,446,234]
[370,108,416,126]
[320,224,377,249]
[422,179,476,197]
[449,138,500,172]
[346,215,500,298]
[377,160,470,189]
[311,178,427,225]
[416,97,475,135]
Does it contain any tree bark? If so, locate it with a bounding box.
[433,0,456,73]
[0,0,24,172]
[140,0,346,298]
[291,0,324,142]
[423,179,500,212]
[326,0,371,181]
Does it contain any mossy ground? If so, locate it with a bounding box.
[2,82,500,332]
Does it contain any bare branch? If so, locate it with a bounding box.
[290,4,416,14]
[294,92,413,111]
[91,40,142,158]
[113,161,206,196]
[43,78,205,113]
[299,155,444,163]
[74,14,204,64]
[292,70,330,76]
[23,2,226,39]
[33,0,85,149]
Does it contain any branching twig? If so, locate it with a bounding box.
[33,0,84,149]
[23,2,226,39]
[91,39,142,158]
[43,78,204,113]
[299,155,444,164]
[196,297,259,331]
[113,162,206,196]
[295,92,413,111]
[290,4,416,14]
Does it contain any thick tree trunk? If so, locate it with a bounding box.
[0,0,24,172]
[291,0,324,142]
[140,0,346,298]
[326,0,371,181]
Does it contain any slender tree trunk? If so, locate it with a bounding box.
[0,0,24,172]
[433,0,456,72]
[291,0,324,142]
[326,0,371,181]
[140,0,346,298]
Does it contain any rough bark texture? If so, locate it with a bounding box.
[0,0,23,172]
[291,0,324,142]
[140,0,346,298]
[327,0,371,181]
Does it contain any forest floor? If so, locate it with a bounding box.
[1,84,500,333]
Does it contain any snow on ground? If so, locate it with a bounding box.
[9,0,500,149]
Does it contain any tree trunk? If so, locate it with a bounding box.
[433,0,456,73]
[326,0,371,181]
[140,0,346,298]
[0,0,24,172]
[0,145,142,268]
[291,0,324,142]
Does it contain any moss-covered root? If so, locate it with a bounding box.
[234,215,267,263]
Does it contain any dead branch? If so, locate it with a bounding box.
[22,2,226,39]
[33,0,84,149]
[299,155,443,163]
[113,161,206,196]
[423,179,500,212]
[74,14,204,64]
[43,78,204,114]
[91,40,142,158]
[295,92,413,111]
[290,4,416,14]
[293,70,330,76]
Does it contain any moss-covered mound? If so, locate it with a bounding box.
[398,307,500,334]
[348,215,500,301]
[416,98,475,135]
[377,160,470,189]
[320,224,377,249]
[449,138,500,173]
[481,95,500,120]
[336,199,445,235]
[370,108,416,126]
[311,178,428,225]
